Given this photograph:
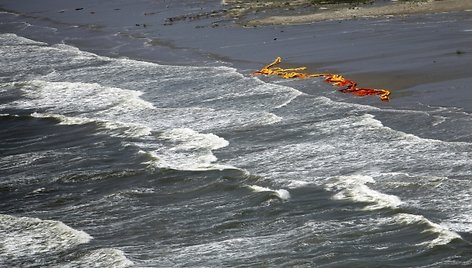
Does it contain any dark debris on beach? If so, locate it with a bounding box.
[162,0,425,26]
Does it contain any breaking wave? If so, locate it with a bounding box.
[395,213,462,248]
[324,175,403,211]
[0,33,301,173]
[0,214,91,264]
[323,175,463,248]
[247,185,291,201]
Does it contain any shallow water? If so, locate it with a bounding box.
[1,3,472,267]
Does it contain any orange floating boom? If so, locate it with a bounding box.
[254,57,391,102]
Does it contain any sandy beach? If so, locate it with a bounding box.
[245,0,472,25]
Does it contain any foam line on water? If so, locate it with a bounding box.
[31,112,153,138]
[0,11,20,16]
[353,114,443,144]
[2,34,294,132]
[1,80,233,171]
[63,248,134,268]
[145,128,237,171]
[314,97,471,144]
[315,96,381,112]
[352,113,472,147]
[1,33,300,172]
[160,128,229,151]
[166,231,295,265]
[251,76,304,109]
[324,175,463,248]
[2,80,156,121]
[0,33,47,46]
[275,89,304,109]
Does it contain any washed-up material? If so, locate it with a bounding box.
[255,57,391,101]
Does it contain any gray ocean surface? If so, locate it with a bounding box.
[1,3,472,267]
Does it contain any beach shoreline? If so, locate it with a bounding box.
[0,0,471,110]
[243,0,472,26]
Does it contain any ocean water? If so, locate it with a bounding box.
[1,8,472,268]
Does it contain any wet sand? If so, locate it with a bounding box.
[157,4,472,110]
[247,0,472,25]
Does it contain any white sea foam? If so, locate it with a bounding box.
[0,214,92,260]
[31,112,153,138]
[352,114,384,129]
[0,213,132,267]
[275,89,304,109]
[0,33,298,172]
[285,179,313,189]
[354,114,436,143]
[146,148,234,172]
[4,80,155,123]
[315,96,381,112]
[168,231,294,266]
[3,79,239,171]
[432,115,447,126]
[324,175,403,210]
[0,11,20,16]
[394,213,462,248]
[144,128,235,171]
[61,248,134,268]
[31,112,95,125]
[0,33,47,46]
[248,185,291,201]
[443,217,472,234]
[251,77,304,109]
[160,128,229,150]
[354,113,446,144]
